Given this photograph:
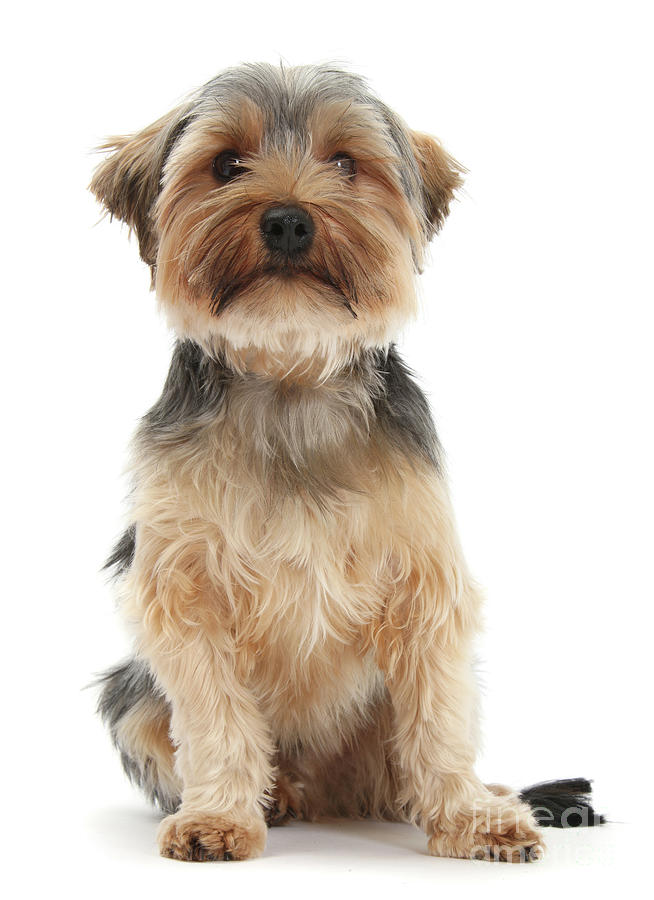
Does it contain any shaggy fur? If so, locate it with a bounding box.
[92,62,601,863]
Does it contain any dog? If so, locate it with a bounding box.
[92,62,602,862]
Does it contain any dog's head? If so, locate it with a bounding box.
[91,63,463,370]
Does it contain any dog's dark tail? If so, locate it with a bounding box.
[96,657,181,815]
[519,778,605,828]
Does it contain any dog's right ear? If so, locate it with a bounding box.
[90,105,192,270]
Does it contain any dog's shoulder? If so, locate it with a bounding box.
[140,340,230,438]
[370,345,442,472]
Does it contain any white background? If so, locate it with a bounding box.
[3,1,652,896]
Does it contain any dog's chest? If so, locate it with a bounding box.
[192,376,386,575]
[137,369,408,749]
[203,383,390,746]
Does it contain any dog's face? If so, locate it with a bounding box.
[92,64,462,368]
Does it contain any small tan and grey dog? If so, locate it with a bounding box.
[92,63,602,862]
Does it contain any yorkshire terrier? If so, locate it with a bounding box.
[92,63,602,863]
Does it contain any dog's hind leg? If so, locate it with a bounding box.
[97,658,181,815]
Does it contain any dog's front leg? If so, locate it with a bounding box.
[129,530,273,861]
[152,635,272,862]
[375,476,543,861]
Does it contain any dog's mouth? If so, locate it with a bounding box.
[209,262,358,319]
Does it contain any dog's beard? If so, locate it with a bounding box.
[208,258,359,319]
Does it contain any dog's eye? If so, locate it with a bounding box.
[212,150,247,182]
[330,153,357,178]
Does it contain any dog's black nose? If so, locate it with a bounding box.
[260,206,315,255]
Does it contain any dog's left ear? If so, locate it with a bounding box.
[409,131,465,238]
[90,105,191,270]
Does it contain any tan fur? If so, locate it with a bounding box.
[409,131,465,235]
[159,811,267,861]
[154,102,421,374]
[90,103,194,272]
[94,64,542,863]
[122,386,541,858]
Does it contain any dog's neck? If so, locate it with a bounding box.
[138,339,440,497]
[186,339,385,497]
[210,337,383,388]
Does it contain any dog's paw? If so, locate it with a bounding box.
[158,811,266,861]
[428,793,544,863]
[264,773,305,826]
